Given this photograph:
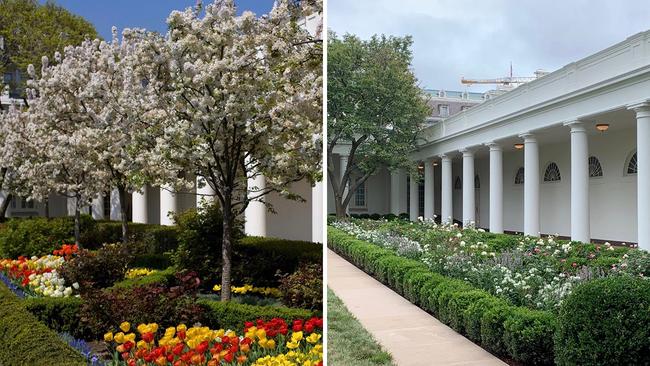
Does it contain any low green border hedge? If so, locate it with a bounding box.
[197,299,316,331]
[0,283,86,365]
[328,226,555,366]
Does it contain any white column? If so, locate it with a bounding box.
[245,175,267,236]
[521,133,540,237]
[424,158,435,220]
[565,121,590,243]
[91,194,105,220]
[110,189,121,221]
[630,102,650,250]
[160,186,177,226]
[390,169,407,215]
[486,142,503,233]
[409,172,419,221]
[312,181,323,243]
[196,176,215,209]
[461,149,475,227]
[441,154,453,224]
[132,186,148,224]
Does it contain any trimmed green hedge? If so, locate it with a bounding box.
[22,296,88,339]
[110,267,177,289]
[0,283,86,365]
[555,276,650,366]
[198,299,316,331]
[328,226,555,365]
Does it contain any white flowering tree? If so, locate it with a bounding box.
[24,30,159,244]
[0,100,32,220]
[138,0,322,300]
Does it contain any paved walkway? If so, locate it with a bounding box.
[328,249,507,366]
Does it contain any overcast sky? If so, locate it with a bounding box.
[328,0,650,92]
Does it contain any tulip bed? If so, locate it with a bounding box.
[0,244,80,298]
[103,318,323,366]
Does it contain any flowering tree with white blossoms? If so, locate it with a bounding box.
[138,0,322,300]
[24,29,162,244]
[0,99,32,220]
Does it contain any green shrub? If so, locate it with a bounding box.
[171,205,241,289]
[464,296,509,343]
[0,282,86,365]
[235,236,322,287]
[22,296,88,339]
[480,302,513,355]
[198,299,314,331]
[60,242,132,290]
[0,215,95,257]
[80,222,179,252]
[278,262,323,311]
[554,276,650,366]
[401,267,435,304]
[444,289,491,334]
[503,307,555,366]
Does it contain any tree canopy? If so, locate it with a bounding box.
[327,32,430,217]
[0,0,98,92]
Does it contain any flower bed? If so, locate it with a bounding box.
[0,244,80,298]
[332,218,647,311]
[103,318,323,366]
[328,226,556,365]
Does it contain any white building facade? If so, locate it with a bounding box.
[329,30,650,249]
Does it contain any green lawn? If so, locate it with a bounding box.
[327,288,393,366]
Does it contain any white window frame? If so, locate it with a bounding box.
[351,177,367,208]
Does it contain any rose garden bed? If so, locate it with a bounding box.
[328,218,650,366]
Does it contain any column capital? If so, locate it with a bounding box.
[519,132,537,143]
[459,148,475,157]
[439,153,451,161]
[628,100,650,112]
[485,141,502,151]
[563,120,587,133]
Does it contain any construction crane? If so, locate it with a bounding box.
[460,63,547,87]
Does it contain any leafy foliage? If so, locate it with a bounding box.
[60,243,132,291]
[327,32,430,215]
[555,276,650,366]
[279,262,323,310]
[0,0,98,90]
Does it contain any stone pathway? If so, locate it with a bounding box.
[327,249,507,366]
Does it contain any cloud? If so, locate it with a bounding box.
[328,0,650,92]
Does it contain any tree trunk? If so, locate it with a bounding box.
[0,193,11,222]
[74,194,81,247]
[220,192,233,302]
[335,196,347,218]
[118,186,129,244]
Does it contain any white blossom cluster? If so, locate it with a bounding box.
[331,220,423,259]
[28,270,79,298]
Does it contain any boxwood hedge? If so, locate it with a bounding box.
[328,226,555,365]
[0,283,86,365]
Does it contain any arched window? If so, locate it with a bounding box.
[454,176,462,190]
[588,156,603,178]
[514,167,524,185]
[626,151,637,175]
[544,162,561,182]
[474,175,480,189]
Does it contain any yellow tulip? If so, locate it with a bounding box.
[292,331,304,342]
[306,333,321,344]
[287,340,300,349]
[177,324,187,332]
[103,332,114,342]
[137,324,149,334]
[125,333,136,343]
[114,332,125,344]
[120,322,131,333]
